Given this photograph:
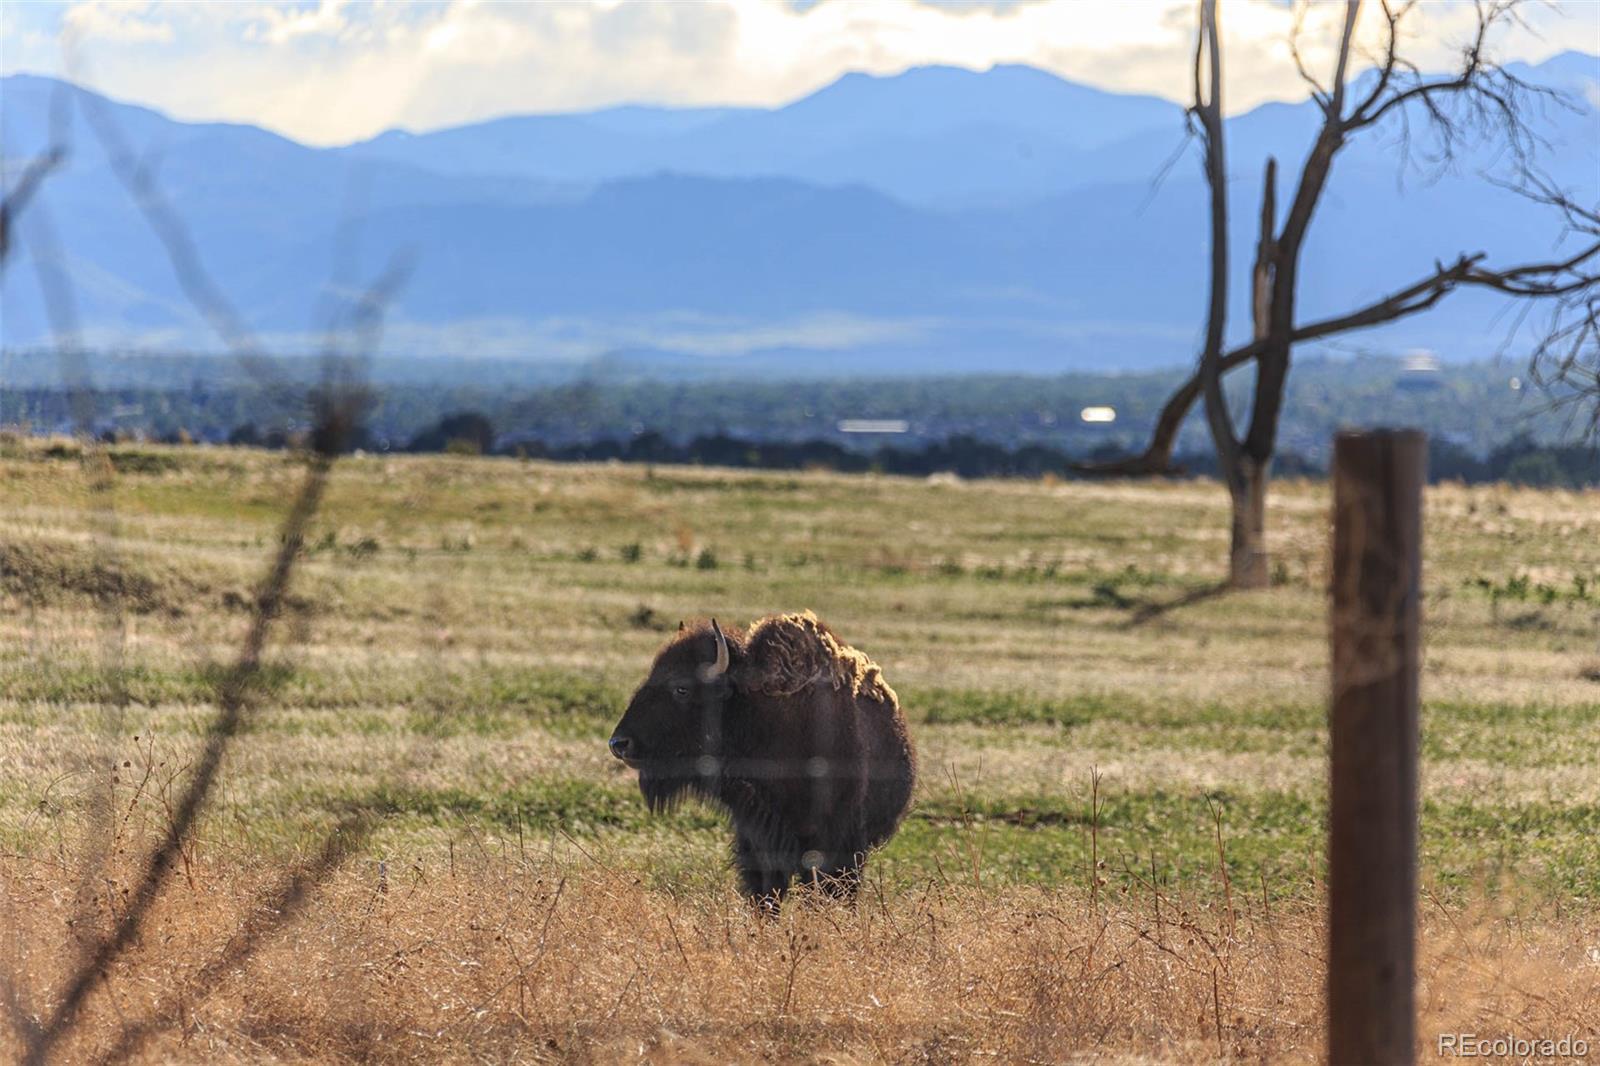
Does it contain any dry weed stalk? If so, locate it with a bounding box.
[22,444,344,1065]
[0,70,409,1064]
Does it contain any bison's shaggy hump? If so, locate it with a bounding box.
[737,610,898,708]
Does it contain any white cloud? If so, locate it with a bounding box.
[59,1,174,45]
[3,0,1591,145]
[251,0,352,45]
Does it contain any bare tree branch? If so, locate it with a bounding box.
[25,443,337,1066]
[1514,177,1600,434]
[21,254,404,1060]
[13,78,410,1063]
[1,77,143,1049]
[1194,0,1241,494]
[1252,157,1278,343]
[73,86,298,408]
[0,149,65,270]
[1287,3,1332,114]
[1074,236,1600,477]
[1344,0,1568,182]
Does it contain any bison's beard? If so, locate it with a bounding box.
[637,760,722,814]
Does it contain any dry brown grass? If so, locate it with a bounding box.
[4,839,1596,1064]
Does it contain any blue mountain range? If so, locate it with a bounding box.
[1,54,1595,376]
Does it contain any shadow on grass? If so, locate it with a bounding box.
[1122,581,1232,628]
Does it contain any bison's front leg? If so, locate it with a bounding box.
[733,829,792,916]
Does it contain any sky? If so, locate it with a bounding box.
[1,0,1594,147]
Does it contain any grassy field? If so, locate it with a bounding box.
[2,438,1598,1062]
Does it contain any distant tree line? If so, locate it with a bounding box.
[366,411,1593,488]
[3,355,1589,467]
[10,398,1595,489]
[1427,435,1599,489]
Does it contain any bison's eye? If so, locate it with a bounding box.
[671,684,691,701]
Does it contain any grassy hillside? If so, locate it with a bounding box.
[2,439,1597,1061]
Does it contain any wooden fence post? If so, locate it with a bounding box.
[1328,429,1426,1066]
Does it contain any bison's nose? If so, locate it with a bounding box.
[609,735,634,760]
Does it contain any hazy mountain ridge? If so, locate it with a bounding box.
[1,55,1595,374]
[339,64,1185,204]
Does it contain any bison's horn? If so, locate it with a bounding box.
[702,618,730,680]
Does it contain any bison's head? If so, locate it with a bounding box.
[609,619,737,810]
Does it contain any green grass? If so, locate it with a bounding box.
[2,440,1598,907]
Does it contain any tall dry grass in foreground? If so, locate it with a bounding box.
[4,839,1595,1064]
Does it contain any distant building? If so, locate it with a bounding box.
[837,419,909,434]
[1397,349,1441,391]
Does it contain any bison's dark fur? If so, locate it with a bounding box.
[609,611,915,909]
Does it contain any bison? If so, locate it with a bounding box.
[608,611,915,910]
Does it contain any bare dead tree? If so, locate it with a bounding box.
[1078,0,1600,588]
